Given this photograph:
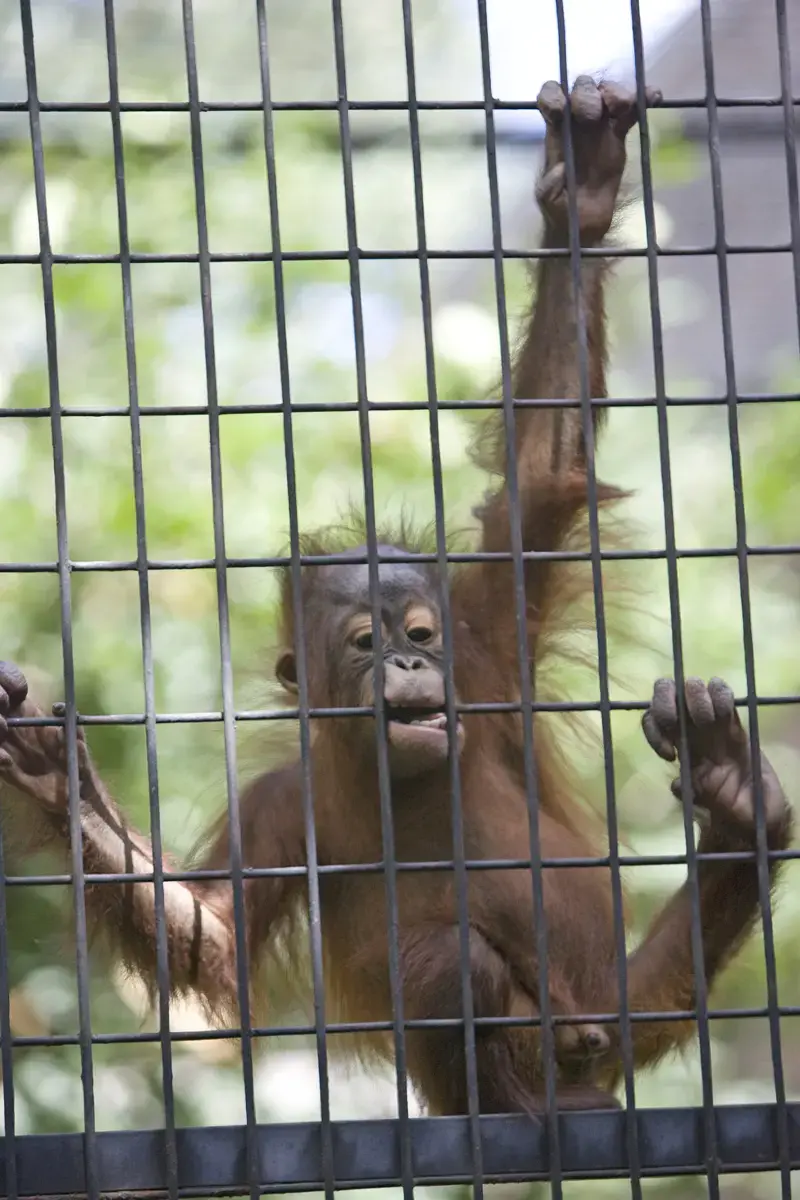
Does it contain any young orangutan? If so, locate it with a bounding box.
[0,76,792,1115]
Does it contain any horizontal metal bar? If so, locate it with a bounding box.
[0,96,797,113]
[6,692,800,733]
[1,392,799,421]
[0,243,793,266]
[0,1107,796,1194]
[3,844,796,890]
[1,542,800,577]
[9,999,800,1050]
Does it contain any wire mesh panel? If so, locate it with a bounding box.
[0,0,798,1197]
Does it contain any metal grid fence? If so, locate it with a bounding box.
[0,0,799,1196]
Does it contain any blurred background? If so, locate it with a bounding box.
[0,0,799,1196]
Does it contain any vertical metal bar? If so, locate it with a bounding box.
[625,4,721,1192]
[326,7,416,1194]
[178,4,260,1197]
[547,5,643,1193]
[697,2,791,1193]
[17,3,98,1196]
[0,820,17,1198]
[252,5,335,1196]
[473,3,562,1194]
[101,1,178,1194]
[774,0,800,347]
[399,2,484,1196]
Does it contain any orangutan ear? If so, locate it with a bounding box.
[275,649,298,695]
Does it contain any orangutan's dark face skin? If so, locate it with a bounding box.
[275,547,465,778]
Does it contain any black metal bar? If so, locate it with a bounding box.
[697,2,792,1193]
[0,1106,798,1194]
[8,688,800,732]
[1,391,800,421]
[101,0,179,1192]
[406,0,486,1185]
[1,841,799,893]
[473,3,562,1194]
[0,241,798,264]
[327,5,414,1197]
[626,1,720,1191]
[3,541,800,576]
[775,0,800,346]
[0,819,15,1200]
[0,837,795,886]
[0,767,16,1193]
[253,4,335,1197]
[7,997,800,1050]
[1,389,799,421]
[398,1,474,1196]
[550,15,642,1194]
[178,2,259,1195]
[0,95,798,113]
[17,3,99,1196]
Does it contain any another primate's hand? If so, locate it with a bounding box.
[536,76,662,244]
[0,661,85,812]
[642,676,792,846]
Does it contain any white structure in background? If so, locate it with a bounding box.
[486,0,696,139]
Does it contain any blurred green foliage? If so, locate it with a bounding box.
[0,1,799,1198]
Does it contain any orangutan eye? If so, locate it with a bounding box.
[354,631,373,651]
[407,625,434,644]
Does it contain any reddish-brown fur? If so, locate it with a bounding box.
[0,77,792,1118]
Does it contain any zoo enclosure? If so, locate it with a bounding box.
[1,0,800,1197]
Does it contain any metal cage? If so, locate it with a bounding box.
[0,0,799,1196]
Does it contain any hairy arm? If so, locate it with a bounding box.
[0,662,305,1024]
[455,78,659,661]
[605,677,793,1080]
